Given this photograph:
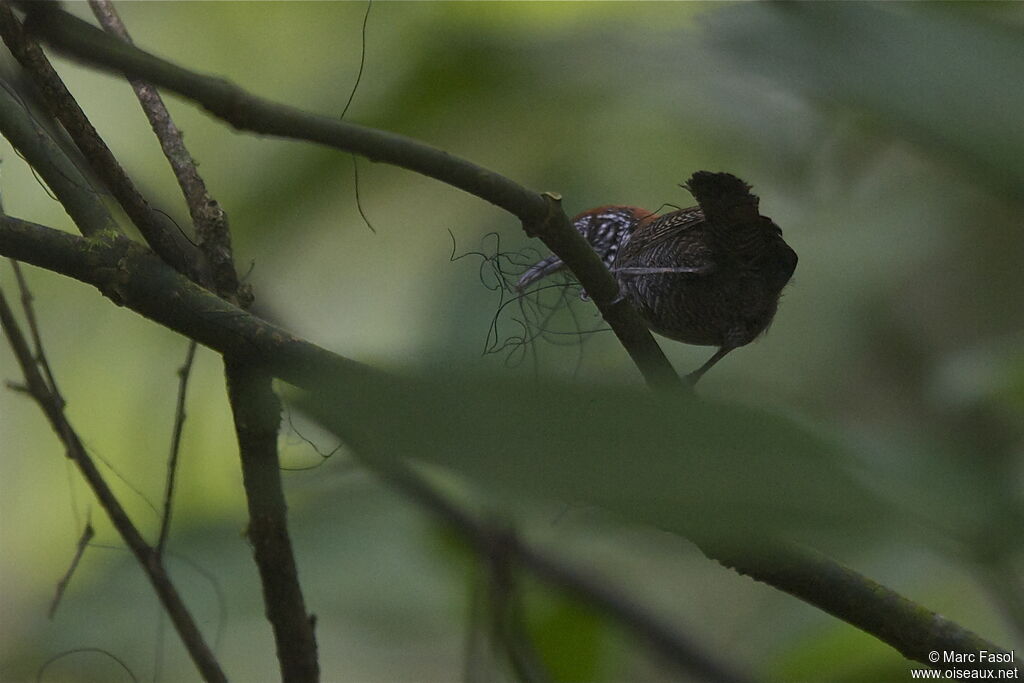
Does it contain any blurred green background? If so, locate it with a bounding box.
[1,2,1022,681]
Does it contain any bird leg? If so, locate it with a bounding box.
[686,346,734,385]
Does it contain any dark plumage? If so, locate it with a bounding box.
[516,171,798,383]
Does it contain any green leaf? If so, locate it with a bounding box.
[294,371,891,546]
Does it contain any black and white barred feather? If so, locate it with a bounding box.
[515,205,651,290]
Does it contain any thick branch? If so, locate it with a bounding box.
[19,4,679,390]
[707,541,1019,674]
[0,76,117,236]
[225,360,319,682]
[2,216,1017,674]
[0,215,379,391]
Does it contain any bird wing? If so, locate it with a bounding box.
[617,207,717,276]
[629,207,703,249]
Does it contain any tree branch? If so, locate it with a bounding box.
[225,359,319,682]
[0,4,203,279]
[87,0,240,300]
[18,3,680,390]
[705,540,1019,674]
[0,216,379,391]
[156,339,196,557]
[354,459,754,683]
[0,75,117,236]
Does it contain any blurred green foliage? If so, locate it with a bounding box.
[1,2,1022,681]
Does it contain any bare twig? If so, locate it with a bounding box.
[339,0,376,235]
[10,259,60,399]
[705,540,1020,675]
[48,521,94,619]
[0,4,203,279]
[87,0,239,300]
[37,647,137,682]
[0,282,226,683]
[156,339,197,557]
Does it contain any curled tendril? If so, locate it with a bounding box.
[448,230,612,376]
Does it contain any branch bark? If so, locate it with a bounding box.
[225,359,319,682]
[0,75,118,237]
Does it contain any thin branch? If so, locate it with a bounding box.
[37,647,137,683]
[19,4,680,391]
[0,78,118,236]
[0,281,226,683]
[0,4,203,279]
[48,521,94,619]
[10,259,61,398]
[156,339,197,557]
[374,461,754,683]
[12,255,94,620]
[2,215,1019,676]
[338,0,371,121]
[224,359,319,683]
[485,529,551,683]
[87,0,239,300]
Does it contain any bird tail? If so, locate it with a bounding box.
[684,171,759,225]
[515,255,565,291]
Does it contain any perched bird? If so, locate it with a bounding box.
[516,172,798,384]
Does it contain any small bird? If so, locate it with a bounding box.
[517,172,798,384]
